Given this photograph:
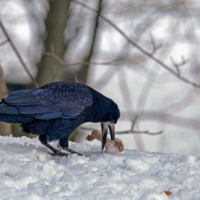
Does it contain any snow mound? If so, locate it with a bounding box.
[0,136,200,200]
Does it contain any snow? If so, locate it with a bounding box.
[0,136,200,199]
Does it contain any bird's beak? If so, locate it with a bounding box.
[108,122,115,141]
[101,121,115,150]
[101,122,108,150]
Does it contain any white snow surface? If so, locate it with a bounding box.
[0,136,200,200]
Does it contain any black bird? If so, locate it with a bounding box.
[0,82,120,156]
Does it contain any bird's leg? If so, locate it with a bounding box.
[44,143,70,157]
[60,137,82,156]
[39,135,69,157]
[59,137,82,156]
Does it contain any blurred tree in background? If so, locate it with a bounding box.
[1,0,200,155]
[37,0,71,86]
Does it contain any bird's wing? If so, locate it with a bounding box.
[3,83,93,120]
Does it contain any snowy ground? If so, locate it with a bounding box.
[0,136,200,200]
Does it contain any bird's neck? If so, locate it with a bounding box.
[91,91,111,123]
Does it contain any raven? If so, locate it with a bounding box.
[0,82,120,156]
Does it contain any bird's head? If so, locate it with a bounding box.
[101,101,120,150]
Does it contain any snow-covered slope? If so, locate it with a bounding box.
[0,136,200,200]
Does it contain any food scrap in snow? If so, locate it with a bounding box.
[162,187,179,196]
[164,191,172,196]
[86,129,124,154]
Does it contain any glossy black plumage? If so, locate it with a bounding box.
[0,82,120,155]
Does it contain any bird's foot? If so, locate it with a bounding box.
[50,150,69,157]
[51,148,82,157]
[64,147,82,156]
[41,142,69,157]
[40,141,82,156]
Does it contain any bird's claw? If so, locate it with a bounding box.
[41,141,83,157]
[50,151,69,157]
[63,147,83,156]
[50,149,82,157]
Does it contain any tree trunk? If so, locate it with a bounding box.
[0,65,11,136]
[36,0,71,86]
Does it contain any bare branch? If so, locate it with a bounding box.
[149,31,162,54]
[156,43,163,51]
[0,39,8,47]
[46,51,122,67]
[170,56,190,76]
[116,129,163,135]
[180,55,190,66]
[149,32,156,50]
[51,43,55,53]
[170,57,181,75]
[74,74,79,82]
[131,115,138,130]
[79,116,163,136]
[118,116,163,135]
[72,0,200,88]
[46,51,122,81]
[46,52,66,65]
[0,20,39,88]
[80,126,163,136]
